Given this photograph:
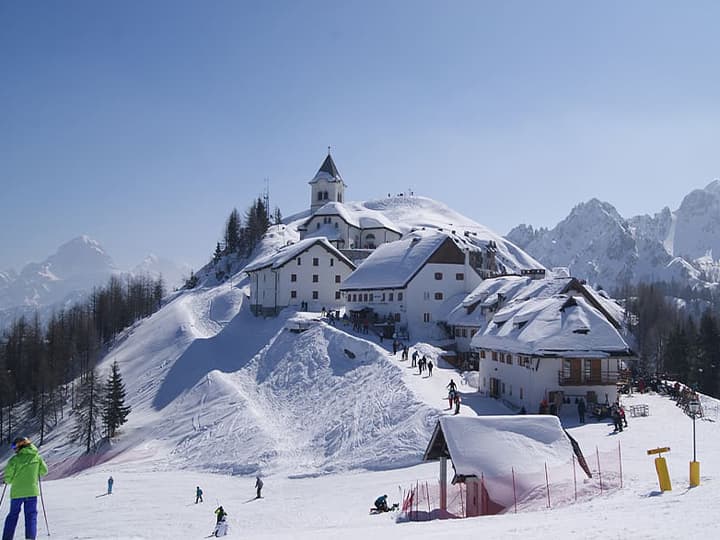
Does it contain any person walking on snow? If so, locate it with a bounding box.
[255,476,264,498]
[427,360,433,376]
[2,436,48,540]
[448,389,456,409]
[195,486,203,503]
[454,394,461,415]
[107,475,114,495]
[411,351,418,367]
[577,398,586,424]
[447,379,457,392]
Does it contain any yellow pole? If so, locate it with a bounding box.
[647,447,672,492]
[690,461,700,487]
[655,457,672,491]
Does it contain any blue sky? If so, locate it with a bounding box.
[2,1,719,272]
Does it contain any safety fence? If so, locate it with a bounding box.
[400,443,623,521]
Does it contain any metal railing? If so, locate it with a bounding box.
[557,371,621,386]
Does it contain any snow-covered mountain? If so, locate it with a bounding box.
[0,236,119,329]
[294,195,543,273]
[0,236,190,330]
[507,182,720,292]
[132,253,191,291]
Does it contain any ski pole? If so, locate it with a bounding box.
[0,483,6,509]
[39,477,50,536]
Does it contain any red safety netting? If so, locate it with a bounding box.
[399,442,623,521]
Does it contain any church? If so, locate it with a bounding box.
[298,151,401,257]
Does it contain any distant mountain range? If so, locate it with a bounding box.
[0,236,190,330]
[4,181,717,333]
[506,180,720,292]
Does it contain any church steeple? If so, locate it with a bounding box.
[309,148,347,213]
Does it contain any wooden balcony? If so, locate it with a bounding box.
[557,371,621,386]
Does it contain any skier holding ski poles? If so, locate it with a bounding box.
[2,436,49,540]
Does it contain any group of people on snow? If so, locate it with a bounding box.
[198,475,263,536]
[0,440,262,540]
[447,379,461,414]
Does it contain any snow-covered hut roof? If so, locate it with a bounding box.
[424,415,574,479]
[309,153,345,185]
[340,230,463,291]
[470,293,632,357]
[243,237,355,273]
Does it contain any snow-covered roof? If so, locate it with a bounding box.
[340,230,460,291]
[424,415,574,478]
[243,237,355,273]
[470,293,632,357]
[305,202,401,234]
[445,275,570,327]
[309,153,345,184]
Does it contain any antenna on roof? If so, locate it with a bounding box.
[328,145,331,155]
[263,177,270,221]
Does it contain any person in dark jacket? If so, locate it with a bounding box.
[2,436,49,540]
[577,398,587,424]
[374,494,389,512]
[255,476,263,498]
[195,486,203,504]
[214,506,227,523]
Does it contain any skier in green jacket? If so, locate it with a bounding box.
[2,436,48,540]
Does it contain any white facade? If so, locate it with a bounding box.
[341,232,482,340]
[301,211,401,250]
[403,262,482,339]
[475,351,623,413]
[246,239,355,316]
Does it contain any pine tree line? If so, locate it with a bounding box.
[216,197,273,261]
[625,282,720,397]
[0,274,157,448]
[199,197,277,286]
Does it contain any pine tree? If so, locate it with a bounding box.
[245,197,271,254]
[102,361,131,438]
[213,242,223,263]
[73,367,103,453]
[696,310,720,396]
[224,209,242,254]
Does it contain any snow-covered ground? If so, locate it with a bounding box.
[26,387,720,539]
[4,269,720,539]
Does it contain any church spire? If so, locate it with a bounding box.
[309,148,347,213]
[313,151,342,183]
